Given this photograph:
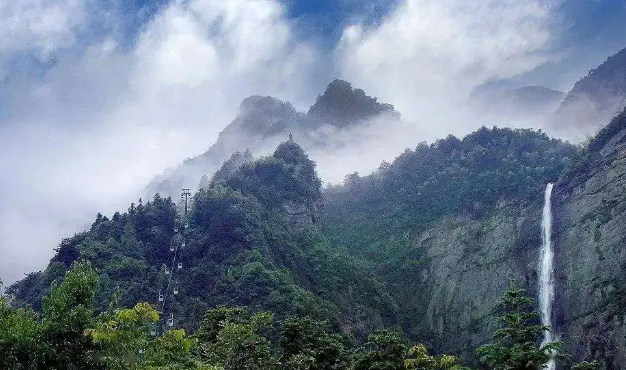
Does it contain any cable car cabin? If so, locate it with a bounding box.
[170,245,175,252]
[174,227,178,233]
[174,287,178,295]
[165,268,170,275]
[158,293,164,302]
[177,262,182,270]
[184,222,189,229]
[168,314,174,327]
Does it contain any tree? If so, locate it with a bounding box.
[404,344,471,370]
[197,308,278,370]
[280,316,350,370]
[571,361,600,370]
[86,302,200,370]
[353,330,406,370]
[0,279,42,369]
[39,260,102,370]
[477,286,562,370]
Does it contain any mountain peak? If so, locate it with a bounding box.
[307,79,399,128]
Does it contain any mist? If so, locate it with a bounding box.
[0,0,616,285]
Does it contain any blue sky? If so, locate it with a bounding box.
[1,0,626,285]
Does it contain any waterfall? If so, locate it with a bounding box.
[539,183,555,370]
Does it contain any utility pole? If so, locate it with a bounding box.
[181,188,191,217]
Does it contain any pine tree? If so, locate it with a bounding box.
[477,285,562,370]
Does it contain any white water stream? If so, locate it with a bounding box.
[539,183,555,370]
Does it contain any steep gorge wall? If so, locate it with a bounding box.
[408,119,626,366]
[554,122,626,369]
[403,205,542,360]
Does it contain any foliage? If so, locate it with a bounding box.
[571,361,601,370]
[476,286,562,370]
[405,344,471,370]
[197,307,278,370]
[0,280,42,370]
[86,302,199,370]
[280,316,350,370]
[325,127,577,260]
[559,107,626,183]
[353,330,406,370]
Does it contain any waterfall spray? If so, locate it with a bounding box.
[539,183,555,370]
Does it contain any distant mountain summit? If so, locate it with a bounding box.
[146,79,400,198]
[469,84,564,119]
[308,79,399,128]
[552,46,626,140]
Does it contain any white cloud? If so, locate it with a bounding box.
[0,0,87,78]
[337,0,561,139]
[0,0,572,286]
[0,0,321,285]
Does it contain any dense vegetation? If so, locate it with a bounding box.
[9,141,397,339]
[559,106,626,185]
[324,127,577,261]
[8,127,588,367]
[3,260,595,369]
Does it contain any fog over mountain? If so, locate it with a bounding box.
[1,0,626,286]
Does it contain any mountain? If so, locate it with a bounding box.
[551,46,626,141]
[323,108,626,368]
[323,127,578,357]
[9,140,398,339]
[146,80,401,198]
[8,91,626,367]
[469,85,565,119]
[9,126,581,356]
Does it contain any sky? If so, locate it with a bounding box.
[1,0,625,285]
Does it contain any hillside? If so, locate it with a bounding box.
[10,126,588,362]
[10,140,398,339]
[323,127,578,356]
[552,46,626,140]
[147,79,401,198]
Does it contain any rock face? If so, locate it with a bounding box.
[398,113,626,365]
[553,113,626,369]
[392,205,542,361]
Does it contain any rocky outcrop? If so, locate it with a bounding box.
[399,113,626,365]
[553,114,626,369]
[393,205,541,361]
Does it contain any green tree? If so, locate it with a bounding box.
[404,344,471,370]
[0,279,42,369]
[280,316,350,370]
[197,308,278,370]
[477,286,562,370]
[353,330,406,370]
[571,361,600,370]
[86,302,200,370]
[39,260,101,370]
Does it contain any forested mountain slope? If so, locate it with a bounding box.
[11,126,586,362]
[322,127,579,357]
[553,109,626,369]
[10,141,398,339]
